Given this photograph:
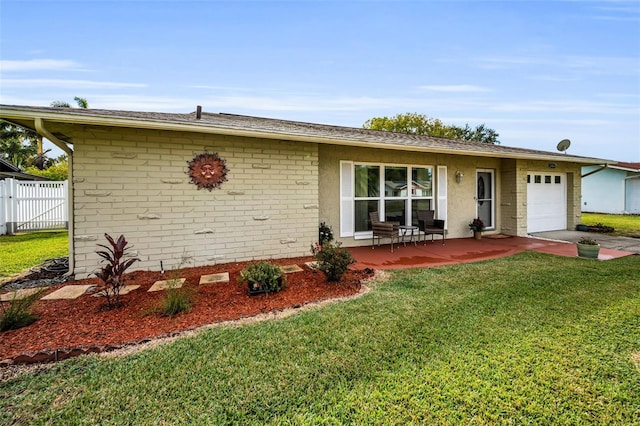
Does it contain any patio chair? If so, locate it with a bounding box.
[370,212,400,252]
[417,210,446,245]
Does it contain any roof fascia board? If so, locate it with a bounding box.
[610,165,640,172]
[0,106,609,165]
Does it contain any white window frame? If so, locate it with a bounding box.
[340,161,439,238]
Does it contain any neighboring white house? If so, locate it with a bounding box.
[582,162,640,214]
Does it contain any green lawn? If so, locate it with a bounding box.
[1,252,638,424]
[0,231,68,278]
[581,213,640,237]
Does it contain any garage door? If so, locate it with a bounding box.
[527,172,566,233]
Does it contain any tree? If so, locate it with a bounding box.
[363,112,500,144]
[0,121,39,169]
[47,97,87,165]
[0,96,89,170]
[51,97,88,109]
[25,157,68,180]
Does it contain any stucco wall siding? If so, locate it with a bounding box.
[319,148,583,242]
[581,166,627,214]
[70,126,318,278]
[318,144,503,244]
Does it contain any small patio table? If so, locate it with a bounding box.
[399,225,419,247]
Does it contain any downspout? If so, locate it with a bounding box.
[34,118,75,276]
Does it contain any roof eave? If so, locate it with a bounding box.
[0,105,612,165]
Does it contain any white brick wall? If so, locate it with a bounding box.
[72,128,318,277]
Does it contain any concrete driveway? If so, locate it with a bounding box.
[531,230,640,254]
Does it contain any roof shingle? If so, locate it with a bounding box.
[0,104,612,164]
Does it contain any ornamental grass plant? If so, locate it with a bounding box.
[0,289,44,331]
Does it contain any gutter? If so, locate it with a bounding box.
[581,165,608,178]
[34,118,75,277]
[1,106,611,165]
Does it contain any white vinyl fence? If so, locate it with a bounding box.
[0,178,68,235]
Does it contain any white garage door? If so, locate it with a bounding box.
[527,172,567,233]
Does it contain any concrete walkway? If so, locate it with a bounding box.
[531,231,640,254]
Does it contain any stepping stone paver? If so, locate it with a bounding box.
[305,261,319,269]
[92,285,140,297]
[41,285,95,300]
[280,264,303,274]
[0,287,47,302]
[148,278,186,292]
[199,272,229,285]
[120,285,141,294]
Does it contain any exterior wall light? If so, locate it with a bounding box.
[455,170,464,183]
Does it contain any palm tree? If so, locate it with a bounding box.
[0,121,39,169]
[50,97,88,109]
[40,97,89,167]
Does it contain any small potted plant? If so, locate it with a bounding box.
[240,261,286,295]
[469,217,485,240]
[577,237,600,259]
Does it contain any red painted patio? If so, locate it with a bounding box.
[348,235,634,270]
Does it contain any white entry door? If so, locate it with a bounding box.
[476,170,494,229]
[527,172,567,233]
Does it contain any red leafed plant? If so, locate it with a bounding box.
[95,233,139,309]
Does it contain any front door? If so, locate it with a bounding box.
[476,170,494,229]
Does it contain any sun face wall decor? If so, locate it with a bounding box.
[186,152,229,191]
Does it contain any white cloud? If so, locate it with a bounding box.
[90,94,194,112]
[489,99,637,115]
[2,79,147,89]
[202,94,393,112]
[476,55,640,76]
[418,85,491,93]
[442,117,616,127]
[0,59,84,72]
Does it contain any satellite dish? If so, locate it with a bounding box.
[557,139,571,154]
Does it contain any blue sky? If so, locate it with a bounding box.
[1,0,639,161]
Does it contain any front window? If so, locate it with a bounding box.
[354,165,380,232]
[355,165,380,198]
[353,163,434,234]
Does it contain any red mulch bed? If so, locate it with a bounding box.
[1,257,373,364]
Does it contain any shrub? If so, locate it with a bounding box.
[0,289,44,331]
[319,222,334,246]
[578,237,598,245]
[311,240,355,282]
[240,261,285,294]
[95,233,139,309]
